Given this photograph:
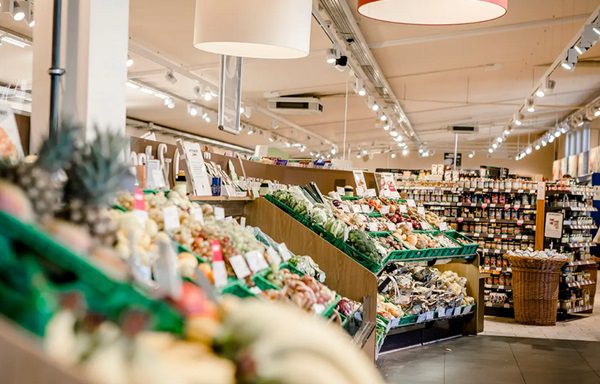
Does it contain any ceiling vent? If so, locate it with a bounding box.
[448,126,478,134]
[267,97,323,115]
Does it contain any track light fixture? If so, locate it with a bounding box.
[561,48,578,71]
[526,98,535,113]
[391,153,396,159]
[165,70,177,84]
[468,151,475,159]
[187,103,199,116]
[514,113,523,126]
[402,148,409,157]
[10,1,26,21]
[126,56,134,68]
[390,129,399,138]
[325,48,338,64]
[164,97,175,109]
[535,144,541,150]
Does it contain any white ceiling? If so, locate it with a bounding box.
[1,0,600,158]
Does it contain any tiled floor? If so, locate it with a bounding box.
[378,336,600,384]
[482,272,600,341]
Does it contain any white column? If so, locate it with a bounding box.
[30,0,129,151]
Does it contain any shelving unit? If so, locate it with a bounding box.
[545,182,599,317]
[246,197,482,360]
[395,179,544,317]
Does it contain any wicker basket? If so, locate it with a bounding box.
[505,255,567,326]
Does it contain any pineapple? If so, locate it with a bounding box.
[2,122,79,222]
[63,129,134,246]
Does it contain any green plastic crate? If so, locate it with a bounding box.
[444,231,479,255]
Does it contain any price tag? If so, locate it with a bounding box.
[481,203,488,209]
[453,307,462,316]
[163,206,180,232]
[387,223,397,231]
[191,207,205,224]
[389,317,400,328]
[244,250,269,272]
[352,205,362,213]
[439,222,448,231]
[214,206,225,220]
[417,206,426,215]
[489,219,496,223]
[457,217,464,223]
[516,219,523,226]
[212,261,228,288]
[343,226,350,242]
[133,209,148,226]
[229,255,251,278]
[501,234,507,239]
[437,308,447,318]
[336,187,345,196]
[278,243,292,261]
[252,189,260,199]
[367,188,377,197]
[368,222,379,232]
[341,205,351,213]
[426,311,435,321]
[380,206,390,215]
[407,199,416,207]
[361,204,371,213]
[417,313,427,323]
[240,217,246,227]
[399,205,408,213]
[266,246,282,266]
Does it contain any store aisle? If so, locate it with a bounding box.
[377,335,600,384]
[482,271,600,341]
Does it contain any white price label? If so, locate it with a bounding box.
[380,206,390,215]
[426,311,435,321]
[341,205,351,213]
[417,206,426,215]
[191,207,205,224]
[387,223,397,231]
[367,188,377,197]
[368,222,379,232]
[229,255,251,278]
[244,250,269,272]
[407,199,417,207]
[399,205,408,213]
[361,204,371,213]
[252,189,260,199]
[453,307,462,316]
[336,187,345,196]
[439,222,448,231]
[163,206,180,232]
[278,243,292,261]
[240,217,246,227]
[389,317,400,328]
[463,305,473,315]
[214,206,225,220]
[343,226,350,242]
[352,205,362,213]
[417,313,427,323]
[438,308,447,318]
[133,210,148,226]
[212,260,228,288]
[266,246,282,266]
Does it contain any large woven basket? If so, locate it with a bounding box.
[504,255,567,326]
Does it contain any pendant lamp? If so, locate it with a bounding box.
[193,0,313,59]
[357,0,508,25]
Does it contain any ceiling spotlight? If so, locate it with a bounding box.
[492,143,498,149]
[594,108,600,117]
[397,142,404,147]
[331,147,337,155]
[402,148,409,157]
[418,148,424,154]
[496,137,503,143]
[379,114,388,122]
[504,128,511,136]
[395,135,404,142]
[268,135,276,143]
[240,105,246,114]
[542,139,547,147]
[535,144,541,150]
[362,149,368,155]
[356,152,362,159]
[247,127,255,135]
[126,56,134,68]
[391,153,397,159]
[285,141,291,148]
[488,148,493,154]
[202,87,214,101]
[187,103,199,116]
[165,70,178,84]
[354,78,367,96]
[548,135,555,143]
[11,1,25,21]
[300,145,306,153]
[560,125,568,134]
[372,102,380,112]
[390,130,399,137]
[164,97,175,109]
[561,48,578,71]
[554,130,561,138]
[421,150,430,158]
[383,123,390,131]
[358,88,367,97]
[535,88,545,98]
[325,48,337,64]
[526,98,535,113]
[574,44,585,55]
[514,114,523,126]
[525,146,532,155]
[468,151,475,159]
[202,112,212,123]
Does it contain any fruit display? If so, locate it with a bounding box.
[371,234,405,252]
[347,229,385,264]
[378,264,475,316]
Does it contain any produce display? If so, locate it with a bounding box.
[378,264,475,317]
[0,124,384,383]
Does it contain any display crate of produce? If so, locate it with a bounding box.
[0,211,184,335]
[221,280,255,298]
[423,231,461,257]
[443,231,479,255]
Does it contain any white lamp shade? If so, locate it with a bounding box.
[193,0,312,59]
[357,0,508,25]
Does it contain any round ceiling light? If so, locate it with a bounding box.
[193,0,312,59]
[357,0,508,25]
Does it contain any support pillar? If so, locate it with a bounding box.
[31,0,129,152]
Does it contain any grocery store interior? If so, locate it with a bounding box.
[1,0,600,383]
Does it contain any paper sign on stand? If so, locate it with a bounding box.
[336,186,345,196]
[278,243,292,261]
[229,255,251,279]
[163,206,181,232]
[353,170,367,196]
[177,139,212,196]
[245,250,269,272]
